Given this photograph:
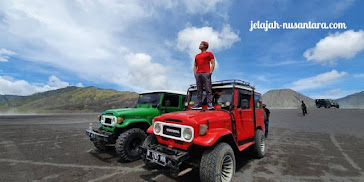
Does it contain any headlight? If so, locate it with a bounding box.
[101,116,105,122]
[112,117,116,122]
[154,123,161,133]
[183,128,192,140]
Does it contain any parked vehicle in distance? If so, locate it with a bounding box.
[315,99,339,108]
[86,90,186,162]
[140,80,266,182]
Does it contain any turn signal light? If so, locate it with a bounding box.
[117,118,124,124]
[97,115,101,121]
[199,124,208,136]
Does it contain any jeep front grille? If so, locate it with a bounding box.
[153,121,194,142]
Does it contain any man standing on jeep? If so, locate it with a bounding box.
[192,41,215,110]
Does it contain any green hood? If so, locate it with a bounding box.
[102,107,159,118]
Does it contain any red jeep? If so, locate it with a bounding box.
[140,80,266,182]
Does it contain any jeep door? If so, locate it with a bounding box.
[235,90,255,143]
[160,93,181,114]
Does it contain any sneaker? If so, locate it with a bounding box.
[192,104,202,110]
[207,104,214,110]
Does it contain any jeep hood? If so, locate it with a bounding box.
[155,110,231,125]
[102,108,158,117]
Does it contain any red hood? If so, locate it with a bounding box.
[155,110,231,125]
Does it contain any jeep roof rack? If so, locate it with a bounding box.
[189,79,255,90]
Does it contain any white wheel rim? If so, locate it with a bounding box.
[220,154,234,182]
[260,136,265,153]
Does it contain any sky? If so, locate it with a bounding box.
[0,0,363,99]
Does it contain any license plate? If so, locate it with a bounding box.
[147,149,166,166]
[88,132,96,139]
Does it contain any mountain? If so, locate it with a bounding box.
[336,91,364,108]
[0,86,139,113]
[0,95,23,104]
[262,89,315,109]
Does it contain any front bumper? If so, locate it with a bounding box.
[140,143,190,170]
[86,128,113,142]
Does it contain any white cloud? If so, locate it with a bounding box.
[176,25,240,58]
[0,48,15,62]
[124,53,168,90]
[182,0,228,14]
[76,82,84,87]
[354,73,364,78]
[304,30,364,63]
[47,75,69,88]
[309,88,358,99]
[0,75,70,96]
[290,70,347,91]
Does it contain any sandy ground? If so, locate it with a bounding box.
[0,109,363,182]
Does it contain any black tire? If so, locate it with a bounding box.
[142,134,158,169]
[93,141,108,151]
[200,143,236,182]
[251,129,265,159]
[116,128,147,162]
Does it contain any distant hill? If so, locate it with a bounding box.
[262,89,315,108]
[0,86,139,113]
[336,91,364,108]
[0,95,23,104]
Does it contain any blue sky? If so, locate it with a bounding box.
[0,0,363,99]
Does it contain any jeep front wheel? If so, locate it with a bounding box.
[251,129,265,158]
[93,141,111,152]
[200,142,236,182]
[116,128,146,162]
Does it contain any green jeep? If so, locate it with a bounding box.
[86,90,186,162]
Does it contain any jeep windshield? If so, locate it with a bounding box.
[137,93,161,105]
[189,88,232,105]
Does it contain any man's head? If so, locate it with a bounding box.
[199,41,209,50]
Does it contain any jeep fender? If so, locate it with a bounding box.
[193,128,234,147]
[146,125,154,134]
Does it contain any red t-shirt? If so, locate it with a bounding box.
[195,51,214,73]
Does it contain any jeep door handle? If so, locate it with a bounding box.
[249,119,253,122]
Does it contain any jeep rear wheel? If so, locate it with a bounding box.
[142,134,158,169]
[200,142,236,182]
[116,128,146,162]
[251,129,265,159]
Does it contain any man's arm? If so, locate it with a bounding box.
[193,60,197,74]
[210,59,215,73]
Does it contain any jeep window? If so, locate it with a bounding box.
[137,93,161,105]
[162,94,179,107]
[189,88,232,105]
[239,94,251,109]
[254,94,262,109]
